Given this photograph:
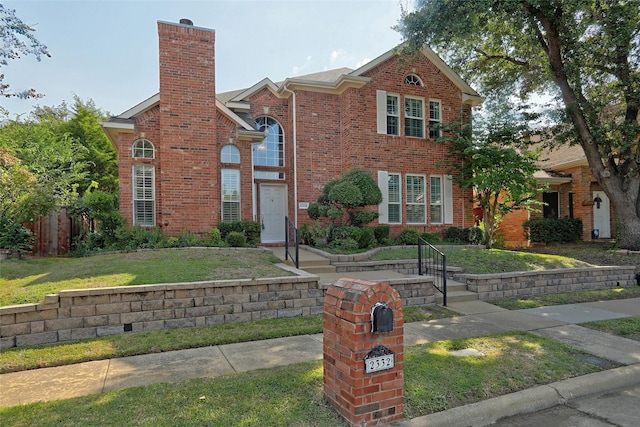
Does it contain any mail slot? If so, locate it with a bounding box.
[371,303,394,333]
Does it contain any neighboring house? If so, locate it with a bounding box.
[101,19,482,244]
[501,141,616,247]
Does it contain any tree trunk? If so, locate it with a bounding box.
[534,8,640,249]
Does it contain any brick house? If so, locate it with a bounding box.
[501,142,616,247]
[101,19,482,244]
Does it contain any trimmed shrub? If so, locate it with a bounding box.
[420,232,443,245]
[357,227,376,249]
[219,221,243,239]
[468,227,484,245]
[349,210,379,226]
[241,221,261,246]
[208,228,223,246]
[225,231,247,247]
[374,225,390,243]
[395,228,420,245]
[329,238,360,252]
[523,217,583,243]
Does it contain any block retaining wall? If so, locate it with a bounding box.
[458,266,636,300]
[0,268,436,349]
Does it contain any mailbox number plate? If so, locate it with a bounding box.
[365,354,394,373]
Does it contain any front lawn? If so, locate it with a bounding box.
[0,333,607,425]
[0,248,289,306]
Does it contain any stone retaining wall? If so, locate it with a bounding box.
[0,267,435,349]
[458,266,636,300]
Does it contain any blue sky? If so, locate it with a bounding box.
[2,0,412,118]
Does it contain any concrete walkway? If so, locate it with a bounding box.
[2,298,640,412]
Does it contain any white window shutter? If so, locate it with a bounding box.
[378,170,388,224]
[444,174,453,224]
[376,90,387,134]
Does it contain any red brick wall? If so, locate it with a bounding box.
[156,21,217,236]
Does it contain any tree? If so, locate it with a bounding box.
[399,0,640,249]
[0,3,50,98]
[437,101,544,248]
[308,169,382,226]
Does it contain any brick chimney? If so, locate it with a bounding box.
[157,20,217,235]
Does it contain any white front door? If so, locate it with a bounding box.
[260,184,287,243]
[592,191,611,239]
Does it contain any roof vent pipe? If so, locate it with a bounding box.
[179,18,193,25]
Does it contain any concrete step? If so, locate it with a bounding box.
[300,264,337,274]
[436,290,479,304]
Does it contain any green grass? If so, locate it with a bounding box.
[369,247,595,274]
[582,316,640,341]
[489,286,640,310]
[0,333,608,425]
[0,305,453,373]
[0,248,290,306]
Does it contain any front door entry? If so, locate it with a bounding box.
[592,191,611,239]
[260,184,287,243]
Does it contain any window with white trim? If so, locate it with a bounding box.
[405,74,423,86]
[405,96,424,138]
[386,94,400,135]
[430,174,454,224]
[406,174,426,223]
[221,169,240,222]
[254,117,284,167]
[132,139,154,158]
[221,145,240,163]
[388,173,401,224]
[429,100,442,139]
[133,164,155,226]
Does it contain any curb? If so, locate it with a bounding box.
[394,364,640,427]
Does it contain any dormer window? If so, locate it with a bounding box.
[132,139,155,158]
[405,74,423,86]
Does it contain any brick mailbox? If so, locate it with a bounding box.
[323,278,404,426]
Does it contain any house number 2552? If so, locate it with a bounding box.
[365,354,394,374]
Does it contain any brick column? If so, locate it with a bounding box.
[323,279,403,426]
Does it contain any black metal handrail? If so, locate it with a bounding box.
[284,216,299,269]
[418,237,447,306]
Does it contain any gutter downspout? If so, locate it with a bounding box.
[281,84,298,227]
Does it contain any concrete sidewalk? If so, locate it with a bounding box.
[3,298,640,422]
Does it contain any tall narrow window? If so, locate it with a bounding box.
[430,175,442,223]
[221,169,240,222]
[254,117,284,167]
[405,97,424,138]
[388,173,401,223]
[133,165,155,226]
[386,94,400,135]
[429,100,442,139]
[406,174,426,223]
[132,139,154,158]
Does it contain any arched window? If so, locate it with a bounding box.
[221,145,240,163]
[404,74,424,86]
[253,117,284,167]
[132,139,155,158]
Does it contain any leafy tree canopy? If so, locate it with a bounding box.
[0,97,118,223]
[399,0,640,249]
[0,3,50,99]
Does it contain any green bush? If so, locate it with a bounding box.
[468,227,484,245]
[241,221,261,246]
[420,232,443,244]
[307,203,320,221]
[329,238,360,252]
[330,225,360,242]
[219,221,243,239]
[395,228,420,245]
[348,210,379,226]
[0,215,33,257]
[225,231,247,247]
[357,227,376,249]
[328,181,363,209]
[443,226,468,243]
[374,225,390,243]
[208,228,223,246]
[523,217,583,243]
